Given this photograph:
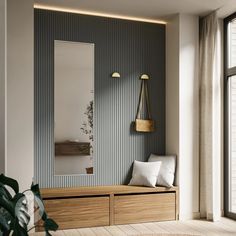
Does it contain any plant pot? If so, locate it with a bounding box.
[86,167,93,174]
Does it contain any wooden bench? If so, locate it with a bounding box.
[39,185,179,230]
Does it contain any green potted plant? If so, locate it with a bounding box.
[81,100,94,174]
[0,174,58,236]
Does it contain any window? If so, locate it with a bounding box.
[225,12,236,219]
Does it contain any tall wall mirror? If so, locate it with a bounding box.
[54,40,94,175]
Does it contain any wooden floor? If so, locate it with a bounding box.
[31,218,236,236]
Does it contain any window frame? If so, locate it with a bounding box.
[224,12,236,220]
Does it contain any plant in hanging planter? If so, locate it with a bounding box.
[0,174,58,236]
[81,100,94,154]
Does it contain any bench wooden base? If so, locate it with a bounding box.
[38,185,179,230]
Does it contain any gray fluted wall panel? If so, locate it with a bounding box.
[34,9,165,188]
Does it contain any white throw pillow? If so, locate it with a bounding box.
[128,160,161,188]
[148,154,176,187]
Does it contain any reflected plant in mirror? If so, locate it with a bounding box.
[81,100,94,174]
[81,100,93,149]
[54,40,94,176]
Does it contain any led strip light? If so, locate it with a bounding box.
[34,4,166,25]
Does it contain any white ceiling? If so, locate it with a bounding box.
[35,0,236,21]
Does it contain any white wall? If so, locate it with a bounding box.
[5,0,34,191]
[166,14,199,220]
[179,14,199,219]
[0,0,6,174]
[165,14,180,185]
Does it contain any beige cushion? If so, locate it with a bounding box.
[128,160,161,188]
[148,154,176,187]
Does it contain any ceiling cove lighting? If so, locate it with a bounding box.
[34,4,167,25]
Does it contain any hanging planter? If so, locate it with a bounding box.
[134,74,155,132]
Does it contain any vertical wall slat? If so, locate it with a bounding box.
[34,9,165,188]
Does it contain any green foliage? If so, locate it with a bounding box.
[0,174,58,236]
[0,174,19,195]
[81,100,94,142]
[81,100,94,155]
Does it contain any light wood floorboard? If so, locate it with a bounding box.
[64,229,81,236]
[129,224,154,235]
[104,226,127,236]
[141,222,169,234]
[76,228,96,236]
[117,225,139,235]
[31,218,236,236]
[91,227,112,236]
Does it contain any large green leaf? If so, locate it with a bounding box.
[0,177,58,236]
[44,218,58,232]
[0,195,15,217]
[0,175,19,195]
[0,183,13,200]
[12,193,25,206]
[0,229,12,236]
[30,184,41,198]
[41,212,47,221]
[14,195,30,230]
[0,208,12,232]
[31,184,48,221]
[12,221,28,236]
[45,230,52,236]
[12,193,26,213]
[5,192,31,232]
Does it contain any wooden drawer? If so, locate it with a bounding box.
[114,193,176,225]
[44,196,109,229]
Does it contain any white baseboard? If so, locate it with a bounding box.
[179,212,201,220]
[199,210,224,220]
[221,209,224,217]
[207,212,222,222]
[192,212,201,219]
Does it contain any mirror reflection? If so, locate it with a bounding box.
[54,40,94,175]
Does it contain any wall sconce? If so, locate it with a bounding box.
[111,72,121,78]
[140,74,150,80]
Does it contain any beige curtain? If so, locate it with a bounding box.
[199,11,222,221]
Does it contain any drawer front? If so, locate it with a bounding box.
[44,196,109,229]
[114,193,176,225]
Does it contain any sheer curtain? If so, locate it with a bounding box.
[199,11,222,221]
